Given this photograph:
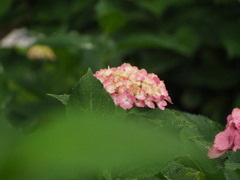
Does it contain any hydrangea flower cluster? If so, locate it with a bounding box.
[94,63,172,110]
[27,45,56,61]
[208,108,240,159]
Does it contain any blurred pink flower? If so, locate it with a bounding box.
[227,108,240,130]
[208,108,240,159]
[94,63,172,110]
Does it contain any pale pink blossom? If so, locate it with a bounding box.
[117,91,135,110]
[208,108,240,159]
[94,63,171,110]
[233,132,240,152]
[144,96,155,109]
[135,89,146,100]
[208,128,235,159]
[213,128,235,151]
[227,108,240,130]
[157,100,167,110]
[110,93,119,106]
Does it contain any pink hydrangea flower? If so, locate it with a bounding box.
[94,63,172,110]
[227,108,240,130]
[208,108,240,159]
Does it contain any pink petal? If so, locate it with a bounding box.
[233,132,240,152]
[227,114,233,123]
[153,77,160,84]
[135,100,145,107]
[119,102,133,110]
[118,91,135,110]
[165,96,173,104]
[136,89,146,100]
[110,93,119,106]
[145,97,155,109]
[157,100,167,110]
[140,69,147,75]
[214,128,235,151]
[135,74,144,81]
[208,146,226,159]
[104,83,116,94]
[232,108,240,121]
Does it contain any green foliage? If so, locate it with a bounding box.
[135,0,192,16]
[0,0,13,17]
[48,71,226,180]
[1,0,240,179]
[1,69,240,179]
[47,94,69,105]
[161,162,206,180]
[66,69,115,115]
[96,0,127,35]
[1,0,240,125]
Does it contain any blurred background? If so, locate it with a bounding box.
[0,0,240,129]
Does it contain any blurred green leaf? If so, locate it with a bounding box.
[135,0,192,16]
[224,169,240,180]
[96,0,127,35]
[138,51,181,74]
[117,28,199,56]
[47,94,69,105]
[2,110,186,180]
[233,93,240,108]
[213,0,238,3]
[181,89,203,110]
[171,65,240,89]
[0,0,14,17]
[37,32,94,50]
[0,68,9,115]
[135,0,170,16]
[161,162,206,180]
[173,26,200,56]
[220,23,240,58]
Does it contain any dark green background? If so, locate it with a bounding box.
[1,0,240,128]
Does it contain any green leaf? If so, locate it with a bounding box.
[37,32,95,50]
[0,67,9,116]
[225,163,240,170]
[225,151,240,167]
[0,0,14,17]
[6,110,186,180]
[135,0,192,16]
[135,0,170,16]
[117,28,199,56]
[181,112,223,142]
[96,0,127,35]
[0,115,23,177]
[220,23,240,58]
[132,109,192,132]
[213,0,238,4]
[47,94,70,105]
[171,65,240,89]
[161,162,206,180]
[233,93,240,108]
[136,109,223,177]
[67,69,115,115]
[173,26,200,56]
[224,169,240,180]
